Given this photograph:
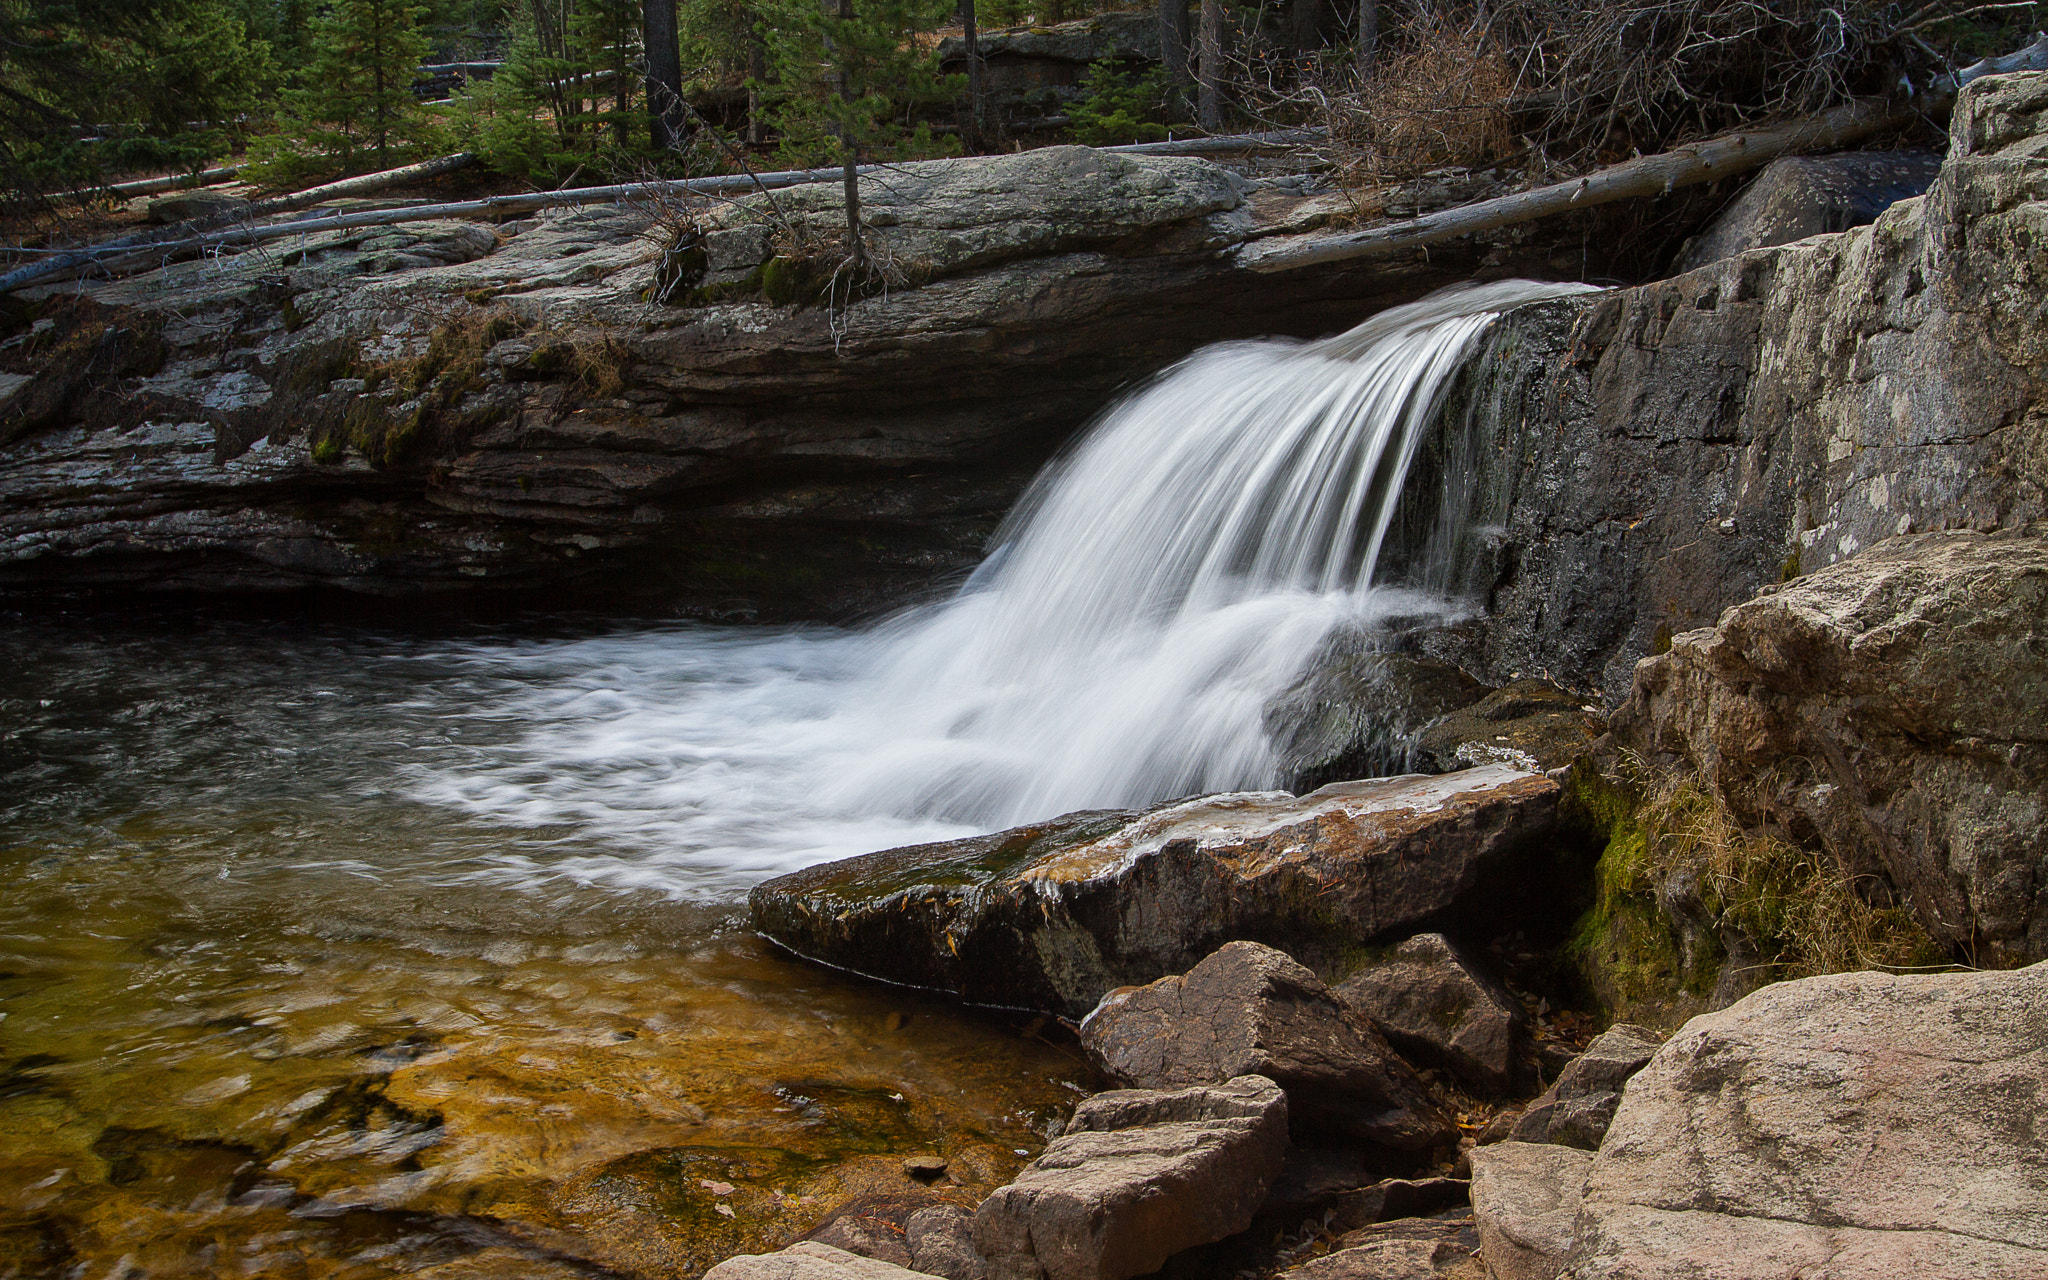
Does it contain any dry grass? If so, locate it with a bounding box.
[1630,771,1944,979]
[1327,25,1521,191]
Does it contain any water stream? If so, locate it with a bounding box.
[0,281,1588,1278]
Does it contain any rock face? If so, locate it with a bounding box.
[1079,941,1452,1150]
[1611,528,2048,965]
[1469,1143,1591,1280]
[1675,150,1943,272]
[749,765,1562,1017]
[1418,72,2048,701]
[1564,964,2048,1278]
[0,145,1586,615]
[937,14,1162,115]
[1334,933,1526,1096]
[1503,1025,1661,1150]
[1283,1215,1484,1280]
[971,1075,1289,1280]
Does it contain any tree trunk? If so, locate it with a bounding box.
[644,0,685,151]
[747,25,768,145]
[1198,0,1223,131]
[1356,0,1377,82]
[958,0,984,143]
[1159,0,1193,119]
[833,0,864,270]
[1288,0,1323,57]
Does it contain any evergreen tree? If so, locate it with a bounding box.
[262,0,432,174]
[758,0,961,169]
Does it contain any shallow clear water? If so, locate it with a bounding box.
[0,615,1088,1280]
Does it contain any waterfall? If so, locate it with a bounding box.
[414,279,1597,893]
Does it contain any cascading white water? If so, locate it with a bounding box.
[411,280,1596,894]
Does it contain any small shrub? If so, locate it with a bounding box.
[1069,59,1172,146]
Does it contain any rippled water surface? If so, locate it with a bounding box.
[0,614,1088,1280]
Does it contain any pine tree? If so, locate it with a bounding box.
[269,0,432,173]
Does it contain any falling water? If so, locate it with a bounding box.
[409,279,1597,893]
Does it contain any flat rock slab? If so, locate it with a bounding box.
[1286,1215,1485,1279]
[1081,941,1451,1151]
[973,1076,1289,1280]
[750,765,1560,1016]
[1566,964,2048,1278]
[703,1240,938,1279]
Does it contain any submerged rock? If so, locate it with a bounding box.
[972,1075,1289,1280]
[704,1240,937,1279]
[1335,933,1526,1096]
[1079,941,1452,1151]
[750,765,1561,1017]
[1565,964,2048,1278]
[1612,528,2048,965]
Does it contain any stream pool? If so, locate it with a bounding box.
[0,611,1087,1280]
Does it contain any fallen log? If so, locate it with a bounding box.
[1236,96,1916,274]
[51,165,242,204]
[0,152,476,295]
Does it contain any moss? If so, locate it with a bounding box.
[1651,621,1674,655]
[1778,546,1802,581]
[758,254,816,307]
[281,297,306,333]
[310,437,343,465]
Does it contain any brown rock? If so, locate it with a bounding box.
[1468,1142,1591,1280]
[906,1204,987,1280]
[1505,1025,1661,1150]
[1081,941,1452,1151]
[703,1240,941,1279]
[752,766,1561,1017]
[1610,528,2048,965]
[1286,1215,1483,1279]
[1411,681,1603,775]
[1565,964,2048,1278]
[1335,933,1526,1096]
[971,1075,1289,1280]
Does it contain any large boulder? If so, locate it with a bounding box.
[1502,1025,1662,1150]
[1469,1143,1591,1280]
[1080,941,1453,1151]
[1563,964,2048,1278]
[1611,528,2048,965]
[1675,150,1944,272]
[750,765,1561,1017]
[971,1075,1289,1280]
[1335,933,1526,1096]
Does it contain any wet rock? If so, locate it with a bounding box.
[1567,964,2048,1278]
[1611,527,2048,965]
[1468,1142,1590,1280]
[1676,151,1943,273]
[902,1155,948,1181]
[3,145,1572,614]
[1410,682,1603,775]
[751,765,1560,1017]
[972,1075,1289,1280]
[907,1204,988,1280]
[804,1191,956,1268]
[1080,941,1453,1150]
[1265,648,1490,790]
[703,1240,938,1279]
[1421,73,2048,703]
[1335,933,1525,1096]
[1285,1215,1483,1279]
[1503,1025,1661,1150]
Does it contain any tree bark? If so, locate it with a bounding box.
[645,0,681,149]
[1198,0,1223,130]
[1238,96,1913,273]
[747,25,768,145]
[1159,0,1193,97]
[957,0,984,143]
[832,0,864,270]
[1356,0,1377,82]
[1288,0,1323,57]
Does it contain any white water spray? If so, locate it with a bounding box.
[413,280,1595,894]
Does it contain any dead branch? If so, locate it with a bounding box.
[1237,95,1915,273]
